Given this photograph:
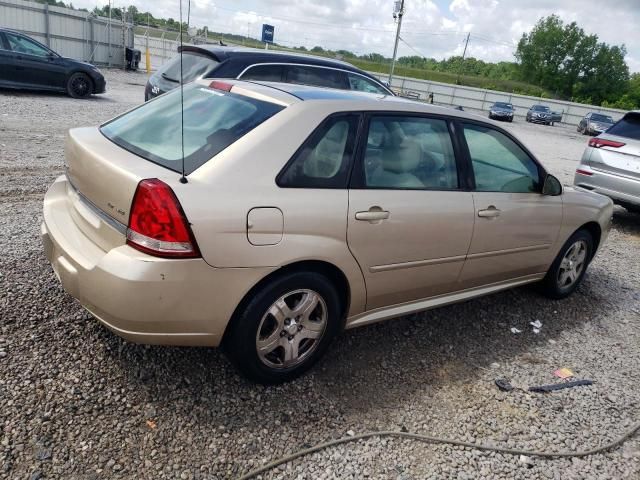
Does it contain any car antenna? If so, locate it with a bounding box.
[178,0,191,184]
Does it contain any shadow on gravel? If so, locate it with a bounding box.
[0,88,117,103]
[612,209,640,236]
[95,261,633,425]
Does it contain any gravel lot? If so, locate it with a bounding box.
[1,69,639,480]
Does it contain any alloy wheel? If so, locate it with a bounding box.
[557,240,588,289]
[256,289,328,369]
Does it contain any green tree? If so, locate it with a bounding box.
[515,15,629,104]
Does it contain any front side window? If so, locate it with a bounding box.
[286,66,348,90]
[101,83,284,175]
[347,73,388,95]
[278,115,359,188]
[5,33,50,57]
[463,123,540,193]
[240,64,284,82]
[362,116,458,190]
[158,52,219,83]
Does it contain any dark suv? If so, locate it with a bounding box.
[145,46,393,101]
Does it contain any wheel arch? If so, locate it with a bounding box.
[67,70,94,94]
[578,221,602,259]
[222,260,352,343]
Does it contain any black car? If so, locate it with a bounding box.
[488,101,514,122]
[577,112,615,136]
[145,46,393,101]
[525,104,555,126]
[0,28,105,99]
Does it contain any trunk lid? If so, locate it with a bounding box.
[64,127,173,251]
[590,133,640,180]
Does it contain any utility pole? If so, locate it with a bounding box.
[388,0,405,86]
[456,32,470,85]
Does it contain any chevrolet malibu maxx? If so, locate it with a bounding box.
[42,80,613,383]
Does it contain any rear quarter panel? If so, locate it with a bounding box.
[176,102,368,316]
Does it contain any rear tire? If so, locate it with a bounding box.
[224,271,341,384]
[539,230,594,299]
[67,72,93,99]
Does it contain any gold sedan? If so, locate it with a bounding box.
[42,79,613,383]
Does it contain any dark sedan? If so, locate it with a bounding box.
[577,112,615,136]
[145,45,393,101]
[488,101,514,122]
[0,28,105,99]
[526,104,555,126]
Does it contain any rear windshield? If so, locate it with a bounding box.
[158,51,219,83]
[100,83,285,174]
[606,113,640,140]
[591,113,614,123]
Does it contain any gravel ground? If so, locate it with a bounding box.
[1,69,639,480]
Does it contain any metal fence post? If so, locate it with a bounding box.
[89,17,95,62]
[44,3,51,47]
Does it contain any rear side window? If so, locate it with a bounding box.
[278,114,359,188]
[362,116,458,190]
[347,73,388,95]
[606,113,640,140]
[286,66,348,90]
[101,83,284,175]
[240,64,284,82]
[158,51,219,83]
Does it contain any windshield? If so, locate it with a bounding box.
[494,102,513,109]
[101,83,285,174]
[532,105,550,112]
[591,113,614,123]
[157,51,219,83]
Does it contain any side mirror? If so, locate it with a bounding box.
[542,174,562,196]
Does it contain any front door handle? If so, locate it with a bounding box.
[355,207,390,222]
[478,206,501,218]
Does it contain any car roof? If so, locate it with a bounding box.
[181,45,355,67]
[199,79,487,120]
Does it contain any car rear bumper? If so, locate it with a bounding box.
[42,175,275,346]
[574,166,640,208]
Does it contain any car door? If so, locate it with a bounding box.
[3,32,67,89]
[456,121,562,288]
[347,114,475,310]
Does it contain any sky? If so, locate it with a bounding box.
[72,0,640,72]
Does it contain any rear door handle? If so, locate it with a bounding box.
[478,206,501,218]
[355,208,390,222]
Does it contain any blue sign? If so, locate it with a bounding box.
[261,24,274,43]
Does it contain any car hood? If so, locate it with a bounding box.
[491,106,513,112]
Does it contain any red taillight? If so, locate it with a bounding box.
[209,80,233,92]
[576,169,593,176]
[127,179,200,258]
[588,138,625,148]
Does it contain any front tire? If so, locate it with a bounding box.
[540,230,594,299]
[224,271,341,384]
[67,72,93,99]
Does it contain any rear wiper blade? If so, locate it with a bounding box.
[161,73,179,83]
